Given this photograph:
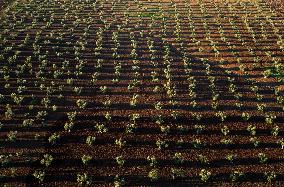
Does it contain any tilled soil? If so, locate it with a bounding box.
[0,0,284,186]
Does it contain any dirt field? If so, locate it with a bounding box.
[0,0,284,186]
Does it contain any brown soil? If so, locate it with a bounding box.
[0,0,284,186]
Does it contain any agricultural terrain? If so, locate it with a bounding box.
[0,0,284,186]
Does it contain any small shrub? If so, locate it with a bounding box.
[148,169,159,181]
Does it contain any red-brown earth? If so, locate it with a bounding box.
[0,0,284,186]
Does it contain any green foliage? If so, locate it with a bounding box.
[86,136,96,146]
[230,170,244,182]
[199,169,211,182]
[33,170,45,182]
[7,131,17,142]
[148,169,159,181]
[40,154,53,167]
[77,173,92,185]
[81,155,92,165]
[48,133,60,145]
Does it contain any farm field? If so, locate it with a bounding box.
[0,0,284,186]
